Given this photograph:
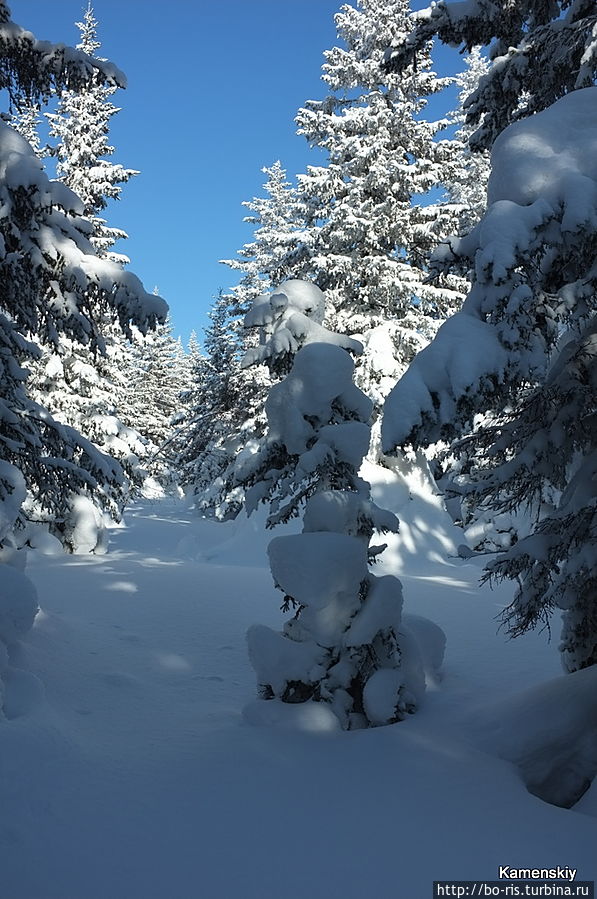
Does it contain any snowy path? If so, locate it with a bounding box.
[2,499,597,899]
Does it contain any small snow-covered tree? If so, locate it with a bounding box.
[238,280,365,522]
[126,316,186,481]
[175,295,243,505]
[241,280,435,728]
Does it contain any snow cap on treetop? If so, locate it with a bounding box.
[245,279,326,329]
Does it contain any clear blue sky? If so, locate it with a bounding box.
[11,0,460,346]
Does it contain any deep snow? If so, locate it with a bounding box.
[2,482,596,899]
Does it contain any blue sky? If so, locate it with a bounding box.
[11,1,461,346]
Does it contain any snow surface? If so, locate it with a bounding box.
[1,487,596,898]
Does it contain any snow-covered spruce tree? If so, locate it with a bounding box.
[175,328,202,436]
[125,315,187,482]
[171,292,270,519]
[46,3,138,261]
[23,5,154,505]
[32,334,153,504]
[221,161,312,304]
[172,330,207,478]
[8,100,44,156]
[294,0,467,407]
[382,0,597,656]
[0,2,123,107]
[421,47,494,537]
[0,4,165,706]
[240,280,433,728]
[384,0,597,151]
[382,88,597,673]
[0,9,165,535]
[0,122,165,544]
[194,160,307,518]
[189,161,305,519]
[198,160,309,517]
[175,294,243,506]
[436,47,491,242]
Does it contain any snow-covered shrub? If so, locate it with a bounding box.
[243,280,436,728]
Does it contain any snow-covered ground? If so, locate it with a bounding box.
[2,481,596,899]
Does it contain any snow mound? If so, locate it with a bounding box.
[1,667,45,719]
[402,613,446,686]
[472,664,597,808]
[0,564,39,645]
[243,697,341,732]
[65,495,108,555]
